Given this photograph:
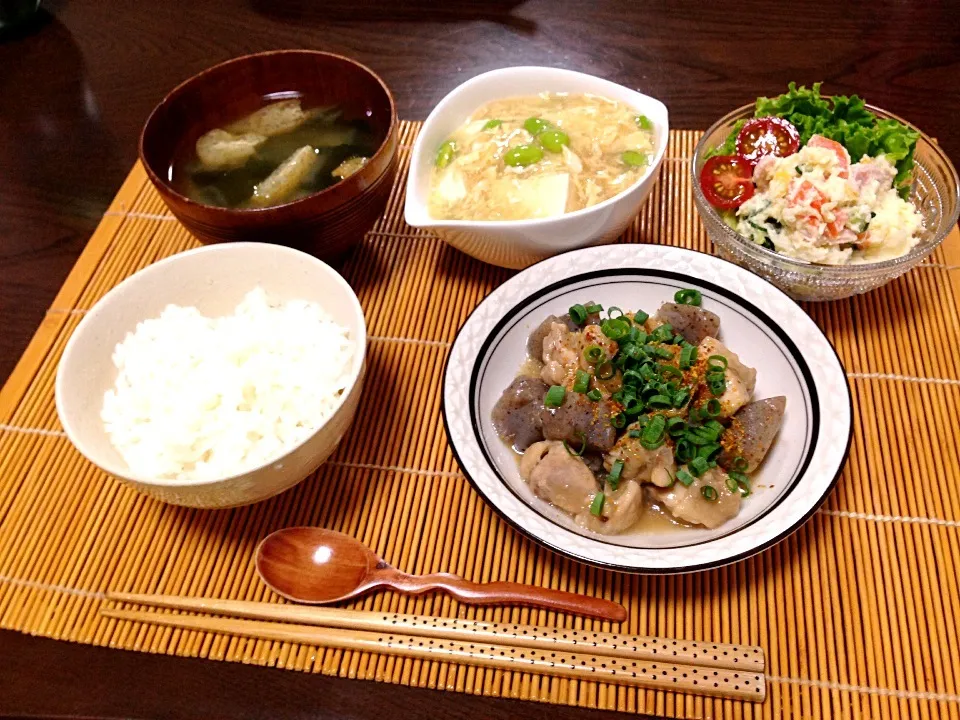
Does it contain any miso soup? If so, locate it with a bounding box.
[428,93,657,221]
[171,98,379,209]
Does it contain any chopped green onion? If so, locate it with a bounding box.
[700,485,718,501]
[673,334,686,345]
[707,354,729,370]
[689,456,710,476]
[607,458,624,488]
[586,388,602,402]
[611,412,627,429]
[602,360,622,383]
[640,414,666,449]
[709,377,726,396]
[483,119,503,130]
[650,324,674,343]
[647,345,674,360]
[624,397,645,415]
[730,471,751,497]
[659,364,683,380]
[647,394,673,409]
[673,387,691,408]
[706,369,726,384]
[726,477,739,493]
[569,304,587,325]
[601,318,630,340]
[583,345,605,364]
[675,439,695,463]
[705,398,722,418]
[563,431,587,456]
[674,289,702,306]
[691,424,721,442]
[679,343,697,370]
[628,428,642,438]
[584,302,604,314]
[589,491,605,517]
[732,456,749,472]
[666,417,687,437]
[697,443,722,462]
[704,420,726,435]
[607,306,624,319]
[572,370,591,394]
[633,309,649,324]
[544,385,566,408]
[637,364,657,382]
[676,469,695,486]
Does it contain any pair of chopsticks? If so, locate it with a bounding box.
[103,592,766,702]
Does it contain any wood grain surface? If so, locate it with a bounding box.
[2,1,959,718]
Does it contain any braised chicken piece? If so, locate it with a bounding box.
[604,427,676,486]
[650,467,740,529]
[519,441,598,515]
[697,336,757,417]
[576,480,644,534]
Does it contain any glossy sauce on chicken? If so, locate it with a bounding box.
[492,295,787,536]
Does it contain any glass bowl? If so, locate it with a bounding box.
[691,104,960,301]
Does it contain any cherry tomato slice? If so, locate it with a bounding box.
[735,117,800,167]
[699,155,755,210]
[806,134,850,178]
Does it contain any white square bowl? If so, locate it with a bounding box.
[404,67,670,269]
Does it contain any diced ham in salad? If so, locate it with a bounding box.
[736,135,923,265]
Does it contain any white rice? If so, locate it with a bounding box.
[101,287,355,481]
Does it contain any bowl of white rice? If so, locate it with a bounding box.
[55,242,366,508]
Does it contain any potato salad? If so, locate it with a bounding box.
[701,83,924,266]
[735,137,923,264]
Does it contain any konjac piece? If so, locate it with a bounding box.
[492,376,548,452]
[719,396,787,472]
[654,302,721,345]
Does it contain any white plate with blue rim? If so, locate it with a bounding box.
[442,245,851,573]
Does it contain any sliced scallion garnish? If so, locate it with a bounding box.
[563,431,587,456]
[544,385,566,408]
[569,304,587,325]
[679,343,697,370]
[572,369,591,394]
[583,345,605,364]
[589,491,605,517]
[674,289,703,306]
[596,362,615,381]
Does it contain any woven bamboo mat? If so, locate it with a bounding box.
[2,121,960,719]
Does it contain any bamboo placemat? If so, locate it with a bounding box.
[2,122,960,719]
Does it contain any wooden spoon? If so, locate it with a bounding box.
[255,527,627,622]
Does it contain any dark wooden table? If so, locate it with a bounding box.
[1,1,958,717]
